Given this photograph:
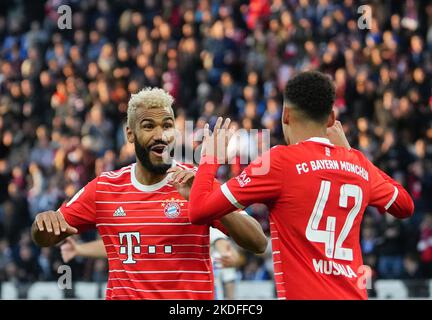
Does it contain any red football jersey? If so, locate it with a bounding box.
[59,161,226,300]
[189,137,414,300]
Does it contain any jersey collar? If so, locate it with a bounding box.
[305,137,334,146]
[131,160,176,192]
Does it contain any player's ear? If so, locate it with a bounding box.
[282,106,290,125]
[326,109,336,128]
[126,126,135,143]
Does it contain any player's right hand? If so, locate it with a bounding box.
[60,237,78,263]
[327,120,351,149]
[34,210,78,236]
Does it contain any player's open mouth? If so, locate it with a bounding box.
[150,144,168,157]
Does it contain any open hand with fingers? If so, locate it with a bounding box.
[201,117,235,165]
[32,210,78,247]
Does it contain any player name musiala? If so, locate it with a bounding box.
[312,258,358,278]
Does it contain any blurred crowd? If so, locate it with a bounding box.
[0,0,432,298]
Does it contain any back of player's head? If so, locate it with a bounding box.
[127,87,174,129]
[283,71,335,123]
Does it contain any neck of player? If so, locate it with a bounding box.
[135,161,167,185]
[288,121,328,145]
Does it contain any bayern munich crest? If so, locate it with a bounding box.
[162,200,182,218]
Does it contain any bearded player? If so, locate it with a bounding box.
[32,88,267,300]
[188,71,414,300]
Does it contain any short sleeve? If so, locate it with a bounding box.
[58,177,98,233]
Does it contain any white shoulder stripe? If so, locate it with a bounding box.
[384,186,399,210]
[221,183,245,209]
[101,166,132,177]
[100,170,131,179]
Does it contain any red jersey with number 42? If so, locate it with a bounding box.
[59,161,225,300]
[190,137,414,299]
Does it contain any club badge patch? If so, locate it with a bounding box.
[161,198,185,218]
[163,201,181,218]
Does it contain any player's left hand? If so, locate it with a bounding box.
[167,167,195,200]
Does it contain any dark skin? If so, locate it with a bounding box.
[32,105,267,253]
[31,210,78,247]
[126,106,177,185]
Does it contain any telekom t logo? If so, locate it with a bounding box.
[119,232,141,264]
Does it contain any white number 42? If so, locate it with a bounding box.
[306,181,363,262]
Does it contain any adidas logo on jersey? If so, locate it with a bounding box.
[114,206,126,217]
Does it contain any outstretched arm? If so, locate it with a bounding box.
[167,162,267,253]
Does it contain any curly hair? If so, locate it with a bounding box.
[283,71,335,122]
